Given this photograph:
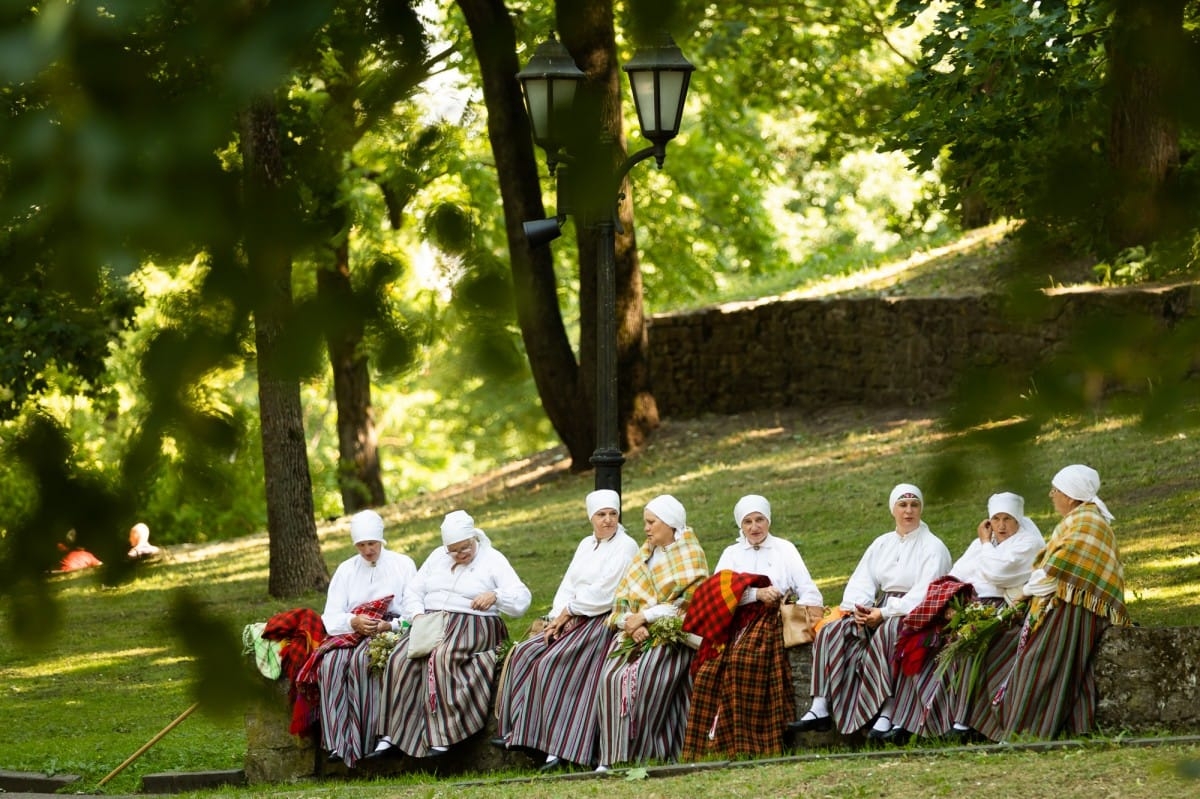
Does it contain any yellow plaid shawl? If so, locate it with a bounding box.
[608,526,709,626]
[1032,503,1129,629]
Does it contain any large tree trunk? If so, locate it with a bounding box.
[1106,0,1185,249]
[558,0,660,454]
[242,98,330,598]
[456,0,595,468]
[318,240,386,513]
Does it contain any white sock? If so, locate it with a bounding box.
[545,754,559,764]
[373,736,393,752]
[952,722,971,731]
[872,698,895,732]
[809,696,829,717]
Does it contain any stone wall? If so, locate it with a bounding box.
[646,285,1198,418]
[244,624,1200,784]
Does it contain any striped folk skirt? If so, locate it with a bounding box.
[681,608,793,761]
[890,597,1011,738]
[379,612,507,757]
[596,636,695,767]
[496,614,615,766]
[315,637,382,768]
[811,614,902,733]
[969,599,1109,741]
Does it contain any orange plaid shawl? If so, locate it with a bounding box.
[1032,503,1129,630]
[608,526,709,625]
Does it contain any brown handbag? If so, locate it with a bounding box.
[780,603,827,647]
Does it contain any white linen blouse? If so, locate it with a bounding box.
[322,548,418,635]
[714,533,823,606]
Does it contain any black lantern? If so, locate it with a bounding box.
[622,33,695,151]
[516,34,586,158]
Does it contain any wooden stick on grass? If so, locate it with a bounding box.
[96,702,200,788]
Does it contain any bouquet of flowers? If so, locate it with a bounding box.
[933,597,1026,695]
[609,615,689,663]
[367,631,402,673]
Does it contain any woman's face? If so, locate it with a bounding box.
[356,540,382,564]
[643,511,676,549]
[740,511,770,546]
[591,507,620,540]
[1049,485,1076,517]
[990,512,1020,543]
[892,497,923,534]
[446,537,478,566]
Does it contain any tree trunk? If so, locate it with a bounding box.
[558,0,660,454]
[1106,0,1185,249]
[318,240,386,513]
[456,0,595,468]
[242,98,330,598]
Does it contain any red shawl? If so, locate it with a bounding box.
[262,608,327,735]
[683,570,771,676]
[893,576,973,676]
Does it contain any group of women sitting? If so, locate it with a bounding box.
[291,462,1127,772]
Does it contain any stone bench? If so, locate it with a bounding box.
[244,625,1200,784]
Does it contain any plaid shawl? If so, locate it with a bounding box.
[1033,503,1129,630]
[894,576,974,676]
[261,607,327,735]
[683,570,771,676]
[608,526,709,625]
[296,595,394,685]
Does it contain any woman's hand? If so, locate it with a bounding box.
[757,586,784,606]
[631,625,650,644]
[471,590,498,611]
[853,604,883,629]
[623,611,647,635]
[351,614,385,635]
[544,609,572,643]
[977,518,994,544]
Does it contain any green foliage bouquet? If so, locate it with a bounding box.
[934,598,1026,696]
[608,615,689,664]
[367,632,402,673]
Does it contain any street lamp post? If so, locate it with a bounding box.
[518,32,694,497]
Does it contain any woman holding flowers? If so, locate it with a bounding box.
[595,494,709,771]
[373,510,531,759]
[493,489,640,771]
[969,465,1129,741]
[789,483,952,739]
[306,510,417,768]
[885,492,1045,743]
[681,494,822,760]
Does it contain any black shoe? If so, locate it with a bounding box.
[489,737,509,750]
[325,751,343,764]
[361,743,397,762]
[881,726,912,745]
[946,726,983,744]
[787,712,833,733]
[427,745,449,757]
[539,756,566,772]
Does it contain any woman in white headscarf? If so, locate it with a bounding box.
[310,510,417,767]
[884,492,1045,743]
[969,465,1129,741]
[789,483,952,738]
[681,494,822,761]
[373,510,531,759]
[493,489,640,771]
[594,494,709,771]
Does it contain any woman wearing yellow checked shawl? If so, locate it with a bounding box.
[595,495,709,771]
[970,464,1130,742]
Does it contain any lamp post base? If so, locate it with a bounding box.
[590,447,625,494]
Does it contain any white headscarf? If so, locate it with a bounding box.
[1052,464,1114,521]
[350,509,386,544]
[440,509,492,548]
[986,491,1040,537]
[889,483,924,509]
[645,494,687,536]
[586,489,621,520]
[734,494,772,528]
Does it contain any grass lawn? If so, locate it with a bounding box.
[2,402,1199,795]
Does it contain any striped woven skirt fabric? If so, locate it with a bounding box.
[378,612,507,757]
[596,637,695,767]
[315,637,382,767]
[496,614,615,765]
[891,597,1010,737]
[969,600,1109,741]
[811,613,902,733]
[681,609,793,761]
